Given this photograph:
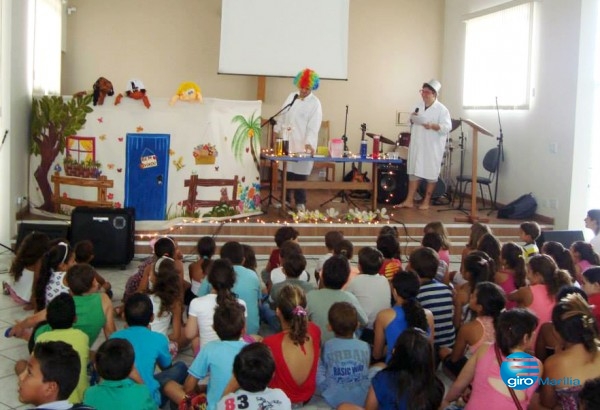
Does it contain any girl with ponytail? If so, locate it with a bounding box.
[185,258,247,355]
[496,242,527,308]
[570,240,600,284]
[540,293,600,409]
[509,254,572,336]
[263,284,321,405]
[542,240,578,283]
[373,270,433,363]
[453,251,495,329]
[441,281,506,379]
[186,236,215,305]
[34,241,75,311]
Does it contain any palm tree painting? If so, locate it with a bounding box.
[231,112,261,175]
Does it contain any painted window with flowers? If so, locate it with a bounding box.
[63,136,99,178]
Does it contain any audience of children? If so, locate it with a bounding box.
[18,341,94,410]
[5,231,49,310]
[73,239,112,298]
[345,246,390,345]
[83,338,156,410]
[165,301,247,410]
[442,308,541,410]
[316,302,371,408]
[539,293,600,409]
[495,242,527,309]
[263,284,321,405]
[570,240,600,284]
[186,235,215,304]
[110,293,187,407]
[137,236,188,298]
[411,247,456,354]
[373,270,433,363]
[314,230,344,284]
[585,208,600,250]
[306,255,368,343]
[218,342,291,410]
[441,281,505,379]
[520,220,541,259]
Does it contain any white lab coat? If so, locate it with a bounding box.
[274,91,322,175]
[407,99,451,180]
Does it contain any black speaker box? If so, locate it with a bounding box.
[536,230,585,250]
[16,223,70,250]
[70,207,135,267]
[377,163,408,205]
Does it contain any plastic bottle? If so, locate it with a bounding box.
[373,135,380,159]
[360,140,368,159]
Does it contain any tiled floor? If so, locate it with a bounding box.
[0,253,452,410]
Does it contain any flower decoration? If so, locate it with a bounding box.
[193,143,218,165]
[288,207,390,224]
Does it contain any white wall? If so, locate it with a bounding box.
[442,0,585,228]
[0,0,31,242]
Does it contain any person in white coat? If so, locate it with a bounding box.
[274,68,323,212]
[395,79,451,210]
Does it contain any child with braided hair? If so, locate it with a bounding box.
[540,293,600,410]
[263,284,321,406]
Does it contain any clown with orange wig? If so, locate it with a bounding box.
[274,68,323,212]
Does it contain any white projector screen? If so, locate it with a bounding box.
[219,0,349,80]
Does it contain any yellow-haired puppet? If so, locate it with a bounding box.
[170,81,203,105]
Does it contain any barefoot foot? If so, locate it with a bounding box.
[393,201,414,209]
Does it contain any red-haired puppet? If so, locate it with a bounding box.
[115,78,151,109]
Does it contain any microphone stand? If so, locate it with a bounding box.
[438,120,468,215]
[259,98,297,210]
[488,97,504,215]
[320,105,359,208]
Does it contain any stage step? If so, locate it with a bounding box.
[135,221,534,262]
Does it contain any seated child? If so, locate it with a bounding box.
[218,343,291,410]
[421,232,449,283]
[110,293,188,407]
[579,377,600,410]
[306,255,368,344]
[17,340,94,410]
[164,301,247,410]
[265,226,299,275]
[269,240,310,285]
[5,231,49,310]
[32,294,90,404]
[73,239,112,298]
[314,230,344,284]
[83,338,156,410]
[186,236,216,304]
[316,302,370,408]
[376,234,402,281]
[519,221,541,260]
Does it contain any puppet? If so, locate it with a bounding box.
[170,81,203,105]
[73,77,114,106]
[115,78,151,109]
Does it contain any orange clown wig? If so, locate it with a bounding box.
[293,68,320,90]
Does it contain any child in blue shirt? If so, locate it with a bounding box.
[83,338,156,410]
[110,293,187,407]
[163,300,248,410]
[316,301,371,408]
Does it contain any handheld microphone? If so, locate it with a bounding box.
[414,107,419,114]
[289,93,299,107]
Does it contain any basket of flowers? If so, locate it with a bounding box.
[193,143,218,165]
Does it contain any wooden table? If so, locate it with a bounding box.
[261,154,405,211]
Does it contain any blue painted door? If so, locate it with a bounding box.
[125,133,170,220]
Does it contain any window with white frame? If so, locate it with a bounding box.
[32,0,62,96]
[463,1,533,109]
